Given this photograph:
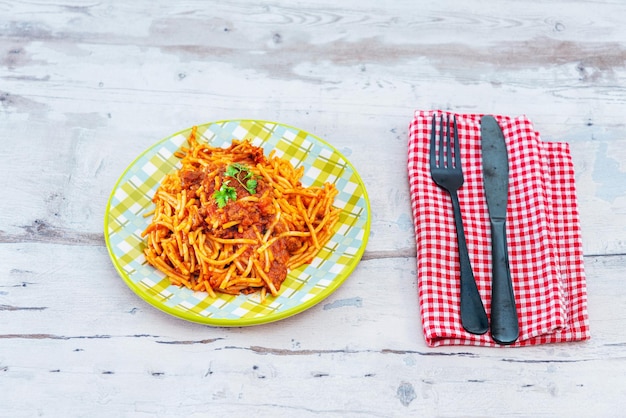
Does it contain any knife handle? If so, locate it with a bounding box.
[450,193,489,335]
[489,219,519,344]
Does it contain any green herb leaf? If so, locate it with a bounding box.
[246,179,257,193]
[213,180,237,208]
[224,163,259,195]
[225,164,239,178]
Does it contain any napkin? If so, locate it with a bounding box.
[407,110,590,347]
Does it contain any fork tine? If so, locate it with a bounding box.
[430,115,437,169]
[438,115,445,168]
[445,114,452,168]
[453,116,461,169]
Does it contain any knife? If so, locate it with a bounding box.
[480,115,519,345]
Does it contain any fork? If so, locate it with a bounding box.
[430,114,489,335]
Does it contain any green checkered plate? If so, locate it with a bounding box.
[104,120,370,326]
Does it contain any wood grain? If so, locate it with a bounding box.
[1,1,626,416]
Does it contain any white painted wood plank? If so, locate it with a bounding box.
[1,243,624,349]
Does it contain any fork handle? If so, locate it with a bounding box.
[449,192,489,335]
[489,219,519,344]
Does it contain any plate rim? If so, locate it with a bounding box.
[104,118,371,326]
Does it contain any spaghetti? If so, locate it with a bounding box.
[142,126,341,299]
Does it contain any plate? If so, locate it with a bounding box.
[104,120,370,326]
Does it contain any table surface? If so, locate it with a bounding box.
[2,1,625,417]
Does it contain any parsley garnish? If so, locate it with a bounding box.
[213,180,237,208]
[225,163,258,195]
[212,163,259,208]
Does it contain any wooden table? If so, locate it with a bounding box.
[2,1,625,416]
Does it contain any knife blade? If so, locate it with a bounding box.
[480,115,519,345]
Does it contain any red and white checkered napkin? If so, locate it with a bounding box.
[407,110,590,347]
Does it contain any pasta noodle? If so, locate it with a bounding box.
[142,126,341,299]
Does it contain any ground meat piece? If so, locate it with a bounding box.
[285,237,303,253]
[180,169,205,189]
[267,260,288,290]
